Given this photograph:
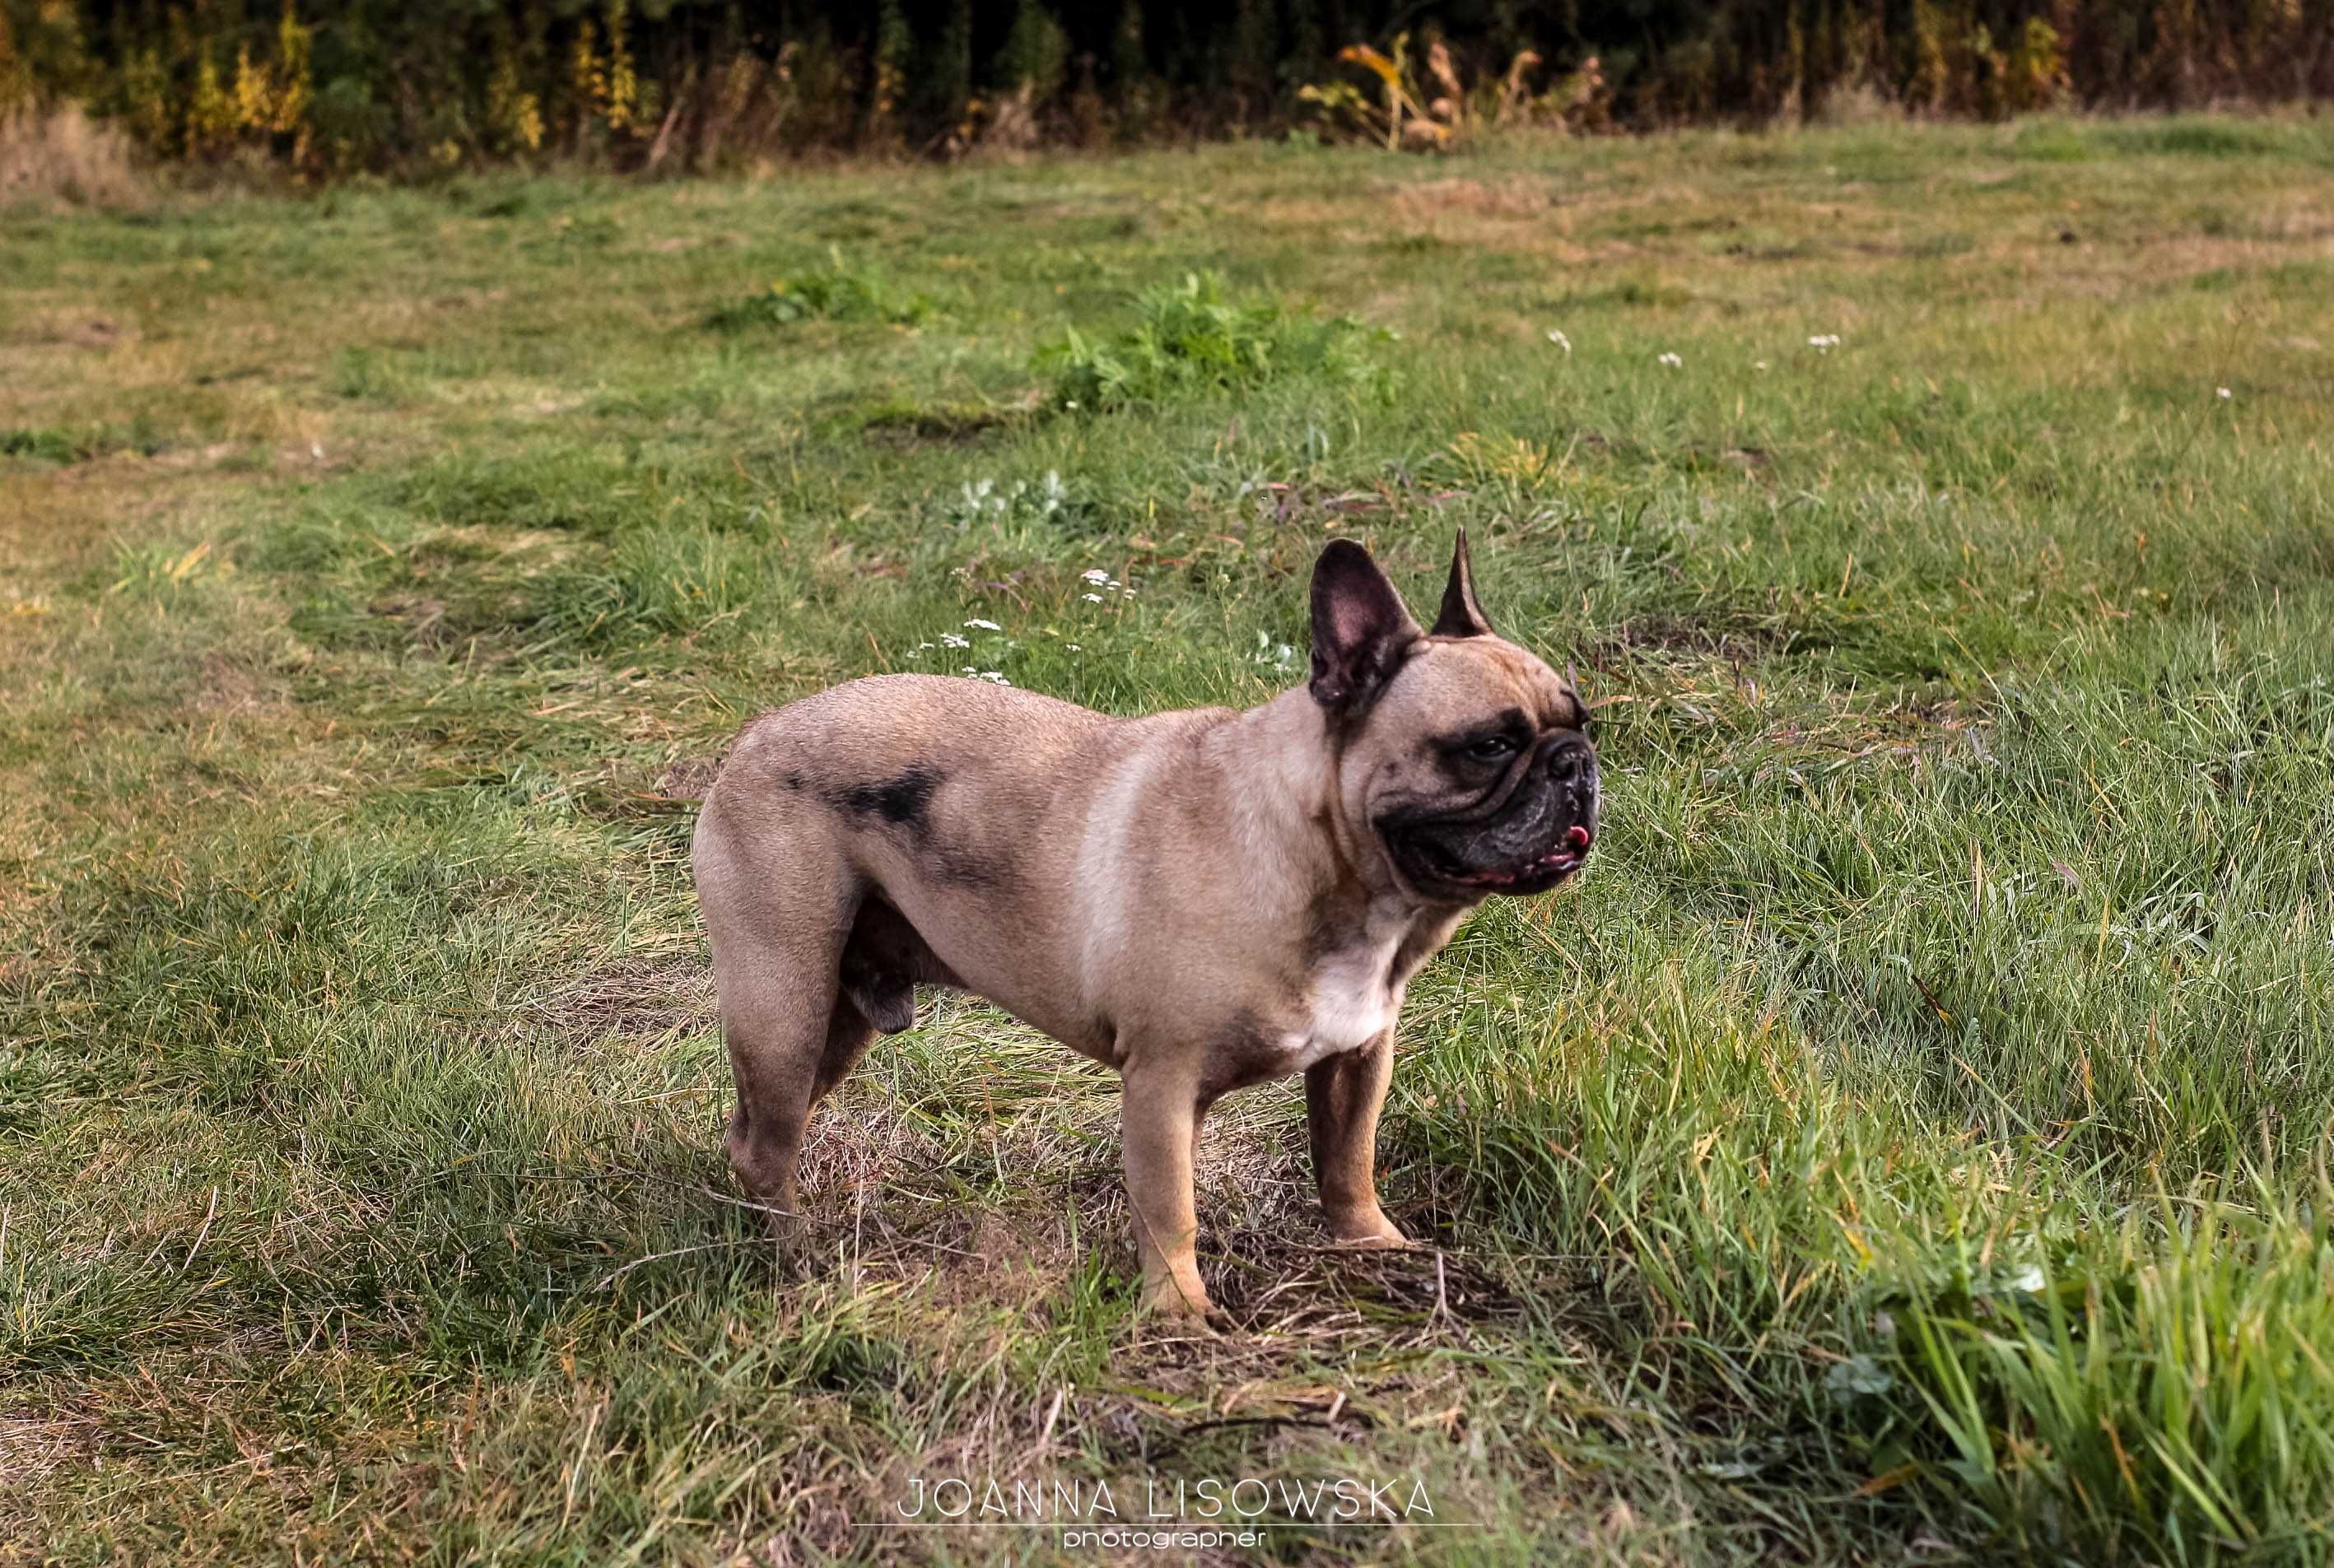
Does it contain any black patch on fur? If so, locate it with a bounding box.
[783,771,804,793]
[1437,709,1531,759]
[832,765,943,829]
[820,764,1013,889]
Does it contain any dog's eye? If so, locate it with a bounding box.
[1466,736,1519,762]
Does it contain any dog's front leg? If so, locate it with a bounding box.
[1119,1059,1215,1320]
[1306,1031,1409,1247]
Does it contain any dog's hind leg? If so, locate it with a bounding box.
[706,935,837,1220]
[812,995,879,1105]
[694,808,856,1220]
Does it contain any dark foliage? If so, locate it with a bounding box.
[2,0,2329,171]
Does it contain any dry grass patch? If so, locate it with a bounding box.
[523,954,715,1048]
[0,105,143,210]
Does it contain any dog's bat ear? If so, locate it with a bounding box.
[1430,527,1493,640]
[1309,539,1419,717]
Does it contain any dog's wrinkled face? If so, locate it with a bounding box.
[1309,533,1598,904]
[1364,639,1597,899]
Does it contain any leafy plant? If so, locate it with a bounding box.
[942,468,1097,537]
[2,421,161,463]
[1299,34,1606,151]
[707,249,937,330]
[2,426,88,463]
[1298,32,1454,151]
[1035,271,1392,410]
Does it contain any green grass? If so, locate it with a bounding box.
[4,113,2333,1564]
[706,249,941,332]
[1036,269,1394,409]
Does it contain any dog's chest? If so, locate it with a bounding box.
[1277,937,1402,1072]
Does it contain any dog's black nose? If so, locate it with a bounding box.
[1540,733,1595,790]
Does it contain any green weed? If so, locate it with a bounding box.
[706,249,939,330]
[1036,270,1395,410]
[1,426,90,463]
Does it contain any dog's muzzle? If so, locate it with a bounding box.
[1386,733,1599,898]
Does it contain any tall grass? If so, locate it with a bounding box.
[1894,1184,2334,1561]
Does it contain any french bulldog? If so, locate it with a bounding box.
[692,532,1597,1319]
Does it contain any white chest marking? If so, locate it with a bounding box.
[1280,939,1401,1072]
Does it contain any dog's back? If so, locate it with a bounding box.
[696,674,1139,1053]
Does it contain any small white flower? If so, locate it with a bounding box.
[1546,328,1572,354]
[1808,333,1841,353]
[963,618,1002,631]
[1081,568,1110,584]
[940,632,970,649]
[915,641,934,651]
[1064,399,1080,411]
[1065,643,1081,652]
[1119,588,1136,598]
[1083,593,1104,603]
[2216,386,2233,400]
[1754,361,1769,371]
[961,666,978,674]
[1658,351,1683,369]
[2006,1263,2046,1293]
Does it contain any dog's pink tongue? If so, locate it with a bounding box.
[1568,825,1592,849]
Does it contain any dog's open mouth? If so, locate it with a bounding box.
[1394,822,1593,897]
[1453,822,1594,888]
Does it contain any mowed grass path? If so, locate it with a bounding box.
[5,117,2334,1564]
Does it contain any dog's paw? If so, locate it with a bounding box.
[733,1181,808,1240]
[1137,1277,1219,1327]
[1324,1208,1412,1249]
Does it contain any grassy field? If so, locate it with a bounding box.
[5,114,2334,1565]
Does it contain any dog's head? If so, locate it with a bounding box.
[1308,532,1598,904]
